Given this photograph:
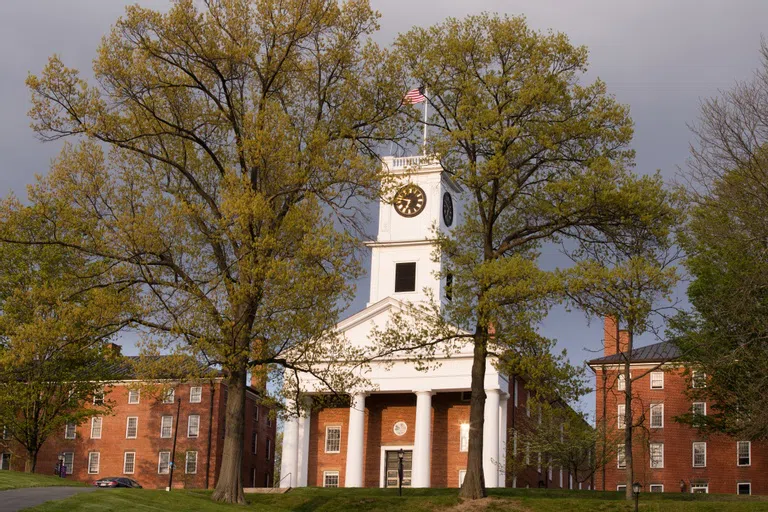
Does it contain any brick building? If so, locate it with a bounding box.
[589,317,768,495]
[280,156,590,490]
[0,359,276,490]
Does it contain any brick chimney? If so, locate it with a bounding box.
[618,330,630,355]
[106,342,122,357]
[250,365,267,393]
[603,316,619,356]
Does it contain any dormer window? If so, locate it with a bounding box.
[394,262,416,293]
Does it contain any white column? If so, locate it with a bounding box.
[344,393,366,487]
[297,399,312,487]
[498,392,508,488]
[483,389,500,488]
[280,404,300,488]
[412,390,433,488]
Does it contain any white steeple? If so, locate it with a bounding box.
[366,155,462,307]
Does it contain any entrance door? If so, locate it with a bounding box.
[384,450,412,488]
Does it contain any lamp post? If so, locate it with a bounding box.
[632,481,642,512]
[398,449,404,497]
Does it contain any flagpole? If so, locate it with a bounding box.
[422,87,428,156]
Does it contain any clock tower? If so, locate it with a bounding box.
[366,155,462,307]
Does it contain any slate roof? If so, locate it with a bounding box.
[587,341,682,366]
[103,355,221,380]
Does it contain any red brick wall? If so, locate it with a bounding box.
[595,365,768,494]
[0,380,275,490]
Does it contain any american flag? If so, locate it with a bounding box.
[403,87,426,104]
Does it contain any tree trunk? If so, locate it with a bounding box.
[211,363,247,504]
[623,331,634,501]
[459,327,487,500]
[25,450,37,473]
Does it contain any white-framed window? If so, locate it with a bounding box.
[266,438,271,460]
[459,469,467,487]
[692,370,706,388]
[93,389,104,406]
[692,402,706,417]
[160,416,173,438]
[90,417,102,439]
[738,441,751,466]
[325,426,341,453]
[188,415,200,438]
[650,372,664,389]
[62,452,73,475]
[253,406,259,422]
[650,484,663,493]
[617,373,626,391]
[126,417,138,439]
[64,422,76,440]
[737,482,751,495]
[158,451,171,474]
[162,388,175,404]
[266,414,271,427]
[693,442,706,467]
[650,442,664,469]
[617,445,626,469]
[459,424,469,452]
[190,386,202,403]
[617,485,627,492]
[251,431,258,455]
[323,471,339,487]
[514,378,518,407]
[650,403,664,428]
[87,452,100,474]
[0,453,10,470]
[691,484,709,494]
[123,452,135,474]
[394,262,417,293]
[185,451,197,474]
[128,389,140,404]
[617,404,626,429]
[1,425,7,440]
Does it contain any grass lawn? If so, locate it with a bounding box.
[24,486,768,511]
[0,470,85,490]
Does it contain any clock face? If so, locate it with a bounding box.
[442,192,454,226]
[393,184,426,217]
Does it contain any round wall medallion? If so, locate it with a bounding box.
[393,421,408,436]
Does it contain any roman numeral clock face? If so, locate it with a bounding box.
[393,184,426,217]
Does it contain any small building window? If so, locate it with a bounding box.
[158,451,171,474]
[162,388,175,404]
[123,452,135,474]
[459,424,469,452]
[128,389,140,404]
[93,389,104,406]
[650,403,664,428]
[254,406,260,422]
[160,416,173,438]
[323,471,339,487]
[90,417,103,439]
[88,452,100,474]
[617,445,626,469]
[62,452,73,475]
[617,404,626,429]
[64,422,77,440]
[692,402,706,417]
[188,415,200,438]
[190,386,202,403]
[458,469,466,487]
[0,453,10,471]
[693,442,706,467]
[325,426,341,453]
[185,451,198,474]
[266,438,271,460]
[650,484,663,493]
[691,484,709,494]
[738,482,751,495]
[394,262,417,293]
[650,372,664,389]
[617,374,626,391]
[126,417,138,439]
[650,442,664,469]
[252,432,258,455]
[692,370,706,388]
[617,485,627,492]
[738,441,751,466]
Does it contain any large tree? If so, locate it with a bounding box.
[672,41,768,440]
[21,0,405,502]
[0,209,130,472]
[391,14,670,499]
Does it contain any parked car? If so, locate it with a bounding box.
[92,477,142,488]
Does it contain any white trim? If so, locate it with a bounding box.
[187,415,200,438]
[458,469,466,487]
[162,388,175,404]
[323,470,340,488]
[64,422,76,440]
[90,417,102,439]
[650,484,664,493]
[692,402,707,417]
[737,482,751,495]
[650,442,664,469]
[379,445,413,488]
[692,442,706,467]
[62,452,73,475]
[185,451,198,474]
[324,425,341,453]
[123,451,136,474]
[650,371,664,389]
[690,484,709,494]
[127,389,140,404]
[160,416,173,438]
[617,484,627,492]
[87,452,100,474]
[737,440,751,466]
[617,404,626,429]
[459,423,469,452]
[158,451,171,474]
[189,386,202,403]
[650,403,664,428]
[126,416,138,439]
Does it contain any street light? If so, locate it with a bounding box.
[398,449,404,497]
[632,481,642,512]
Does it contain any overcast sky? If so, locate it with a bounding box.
[1,1,765,414]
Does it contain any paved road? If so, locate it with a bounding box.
[0,487,97,512]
